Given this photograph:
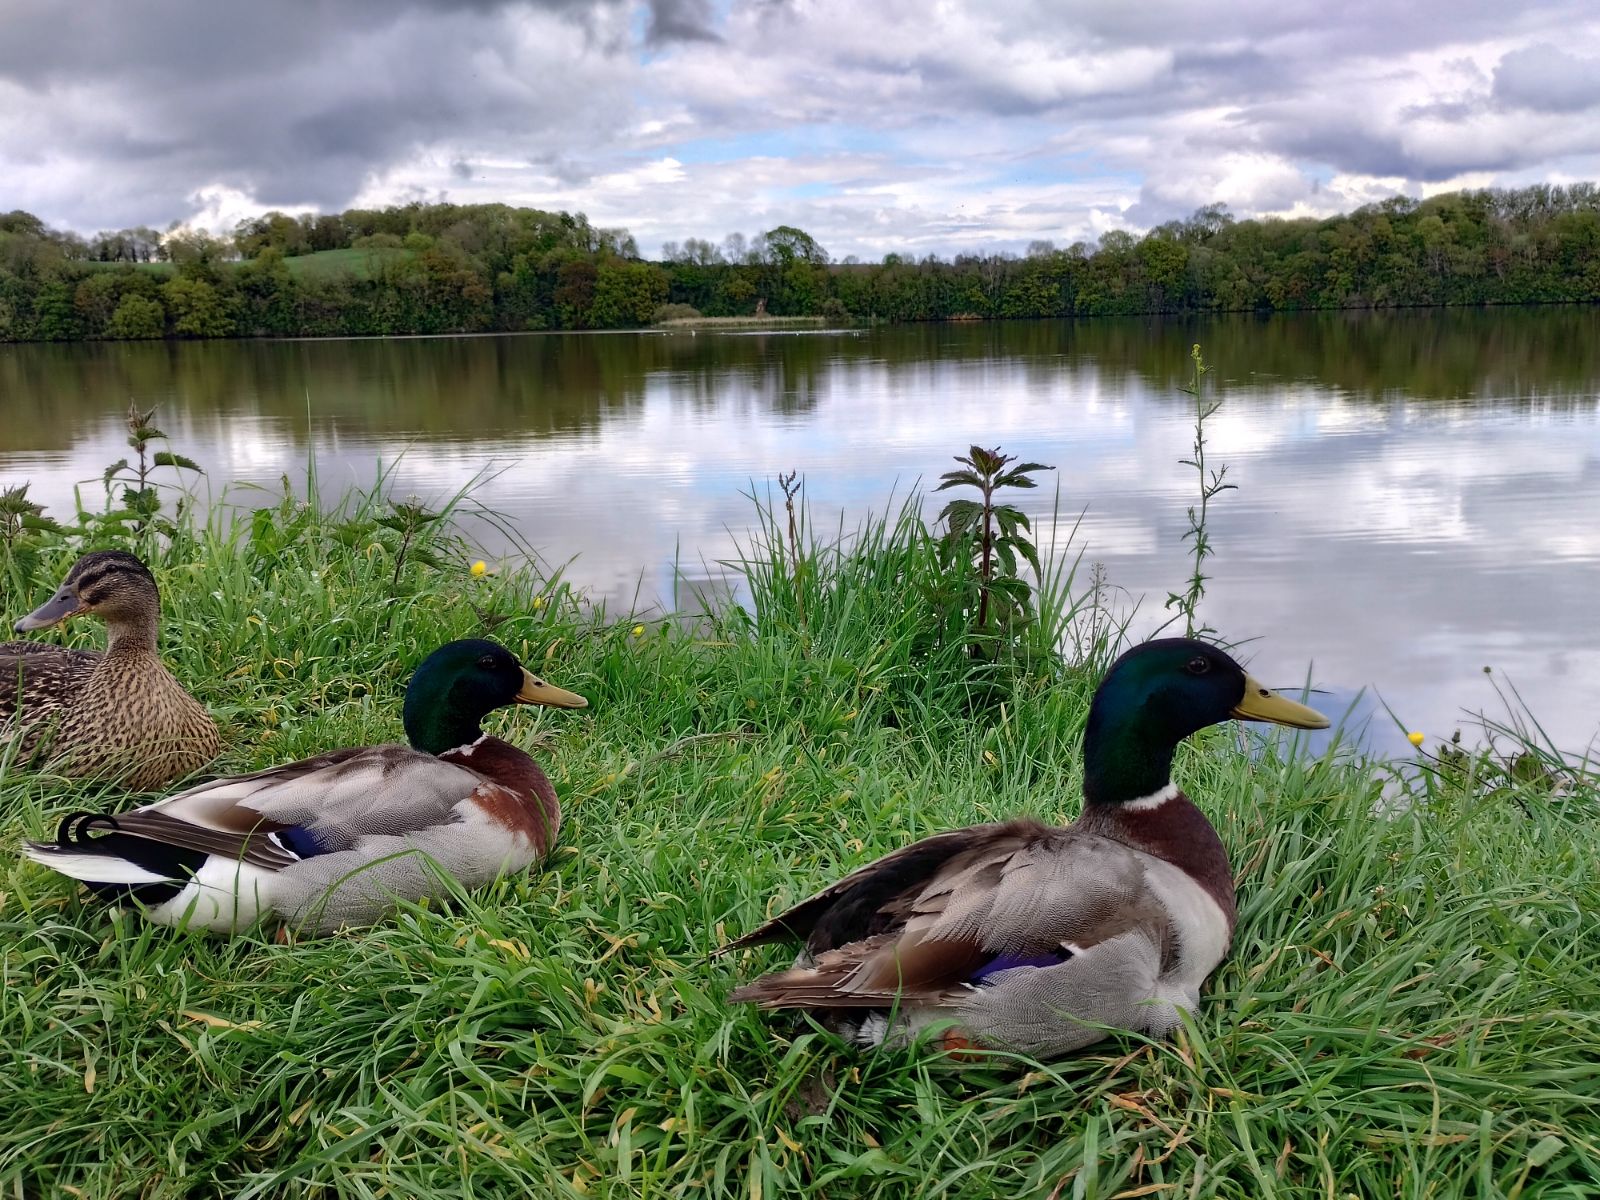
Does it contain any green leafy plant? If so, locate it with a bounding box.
[0,482,66,589]
[376,496,450,589]
[0,483,60,549]
[101,401,203,538]
[936,445,1052,654]
[1164,344,1234,637]
[776,470,808,636]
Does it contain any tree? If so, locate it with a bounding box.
[108,293,166,339]
[31,280,81,340]
[761,225,828,266]
[552,258,598,328]
[233,211,310,258]
[74,273,123,334]
[0,210,47,237]
[163,229,232,276]
[161,277,233,337]
[589,260,668,327]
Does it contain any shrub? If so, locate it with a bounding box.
[652,302,702,323]
[106,293,166,339]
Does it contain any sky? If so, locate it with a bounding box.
[3,0,1600,260]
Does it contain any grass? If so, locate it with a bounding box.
[82,259,176,277]
[1,479,1597,1198]
[282,247,418,281]
[657,315,828,329]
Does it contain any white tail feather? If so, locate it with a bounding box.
[21,846,173,885]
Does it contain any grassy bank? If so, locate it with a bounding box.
[1,482,1597,1198]
[656,315,828,329]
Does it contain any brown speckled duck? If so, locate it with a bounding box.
[1,550,219,789]
[719,638,1329,1059]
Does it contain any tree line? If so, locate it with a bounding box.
[2,184,1600,343]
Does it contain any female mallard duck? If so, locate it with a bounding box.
[22,638,587,935]
[1,550,219,790]
[718,637,1328,1058]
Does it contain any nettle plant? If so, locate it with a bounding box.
[936,445,1052,655]
[0,482,66,586]
[102,402,204,538]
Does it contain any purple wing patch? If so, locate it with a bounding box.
[268,826,325,858]
[971,946,1074,982]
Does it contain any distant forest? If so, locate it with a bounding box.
[3,184,1600,342]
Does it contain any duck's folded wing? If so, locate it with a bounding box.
[717,820,1052,956]
[142,744,486,849]
[0,645,101,713]
[728,823,1166,1009]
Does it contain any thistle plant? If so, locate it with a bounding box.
[1165,344,1234,638]
[777,470,808,635]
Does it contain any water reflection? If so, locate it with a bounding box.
[3,309,1599,758]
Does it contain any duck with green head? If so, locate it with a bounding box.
[23,639,587,935]
[719,637,1328,1058]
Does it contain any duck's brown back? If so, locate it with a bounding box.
[1,642,103,757]
[2,644,218,789]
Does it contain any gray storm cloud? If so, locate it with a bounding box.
[1,0,1599,251]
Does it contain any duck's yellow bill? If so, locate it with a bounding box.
[1232,674,1329,729]
[515,668,588,709]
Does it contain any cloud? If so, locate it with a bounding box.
[1493,44,1600,113]
[0,0,639,226]
[645,0,721,44]
[2,0,1600,254]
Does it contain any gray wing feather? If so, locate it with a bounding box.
[733,831,1172,1005]
[956,931,1170,1056]
[275,812,533,934]
[918,834,1161,956]
[147,745,484,850]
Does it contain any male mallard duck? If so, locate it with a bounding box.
[719,637,1328,1058]
[22,639,587,935]
[1,550,219,789]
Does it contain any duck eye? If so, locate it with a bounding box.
[1186,655,1211,675]
[477,655,498,670]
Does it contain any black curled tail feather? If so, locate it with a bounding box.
[35,810,205,905]
[54,809,123,848]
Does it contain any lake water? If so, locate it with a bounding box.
[4,309,1600,759]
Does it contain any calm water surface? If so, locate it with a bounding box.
[5,310,1600,758]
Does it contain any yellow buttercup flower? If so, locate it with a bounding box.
[531,595,545,611]
[1407,731,1425,748]
[631,624,645,637]
[470,560,487,577]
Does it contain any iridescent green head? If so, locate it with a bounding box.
[1083,638,1327,806]
[402,639,587,756]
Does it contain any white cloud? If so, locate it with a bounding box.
[2,0,1600,254]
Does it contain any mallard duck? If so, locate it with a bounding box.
[1,550,219,789]
[22,638,587,935]
[718,637,1329,1058]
